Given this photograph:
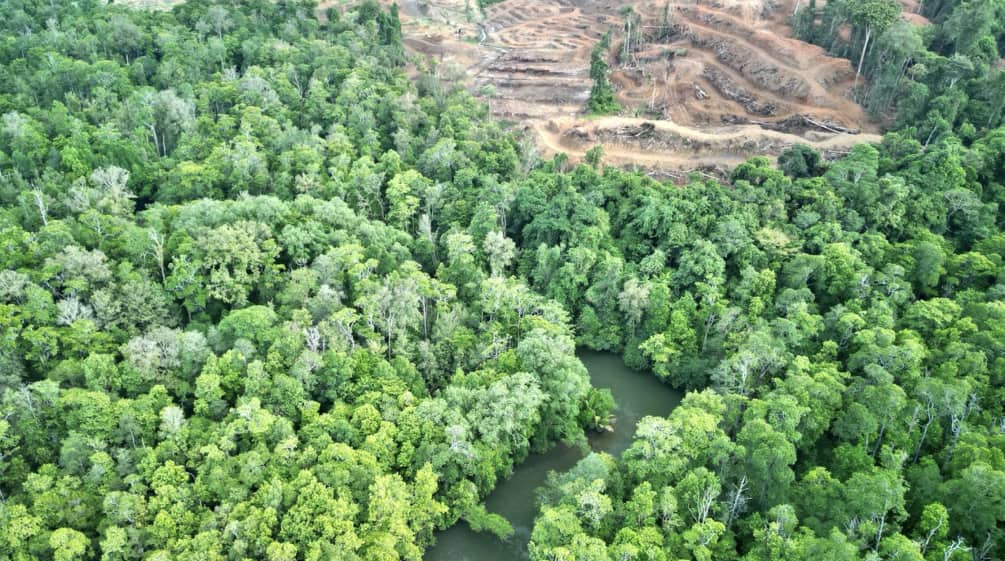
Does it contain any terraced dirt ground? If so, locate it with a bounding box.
[390,0,894,177]
[124,0,929,177]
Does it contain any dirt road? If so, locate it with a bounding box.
[533,116,881,170]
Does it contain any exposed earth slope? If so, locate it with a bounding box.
[391,0,883,175]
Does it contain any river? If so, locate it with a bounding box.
[423,349,684,561]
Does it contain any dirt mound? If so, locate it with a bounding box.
[684,30,812,101]
[701,67,781,116]
[721,114,862,135]
[556,118,875,158]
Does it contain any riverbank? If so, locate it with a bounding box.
[423,350,682,561]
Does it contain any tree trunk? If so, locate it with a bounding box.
[421,296,429,340]
[987,100,1004,128]
[919,517,942,554]
[724,476,748,528]
[925,124,939,148]
[32,186,48,226]
[148,123,161,157]
[872,421,887,457]
[873,506,887,551]
[912,413,934,463]
[386,316,394,359]
[855,27,872,86]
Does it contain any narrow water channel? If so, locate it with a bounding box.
[423,349,684,561]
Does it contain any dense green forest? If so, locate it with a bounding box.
[528,2,1005,560]
[0,1,1002,561]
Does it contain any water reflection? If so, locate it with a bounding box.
[423,350,683,561]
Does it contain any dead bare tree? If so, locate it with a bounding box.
[620,6,643,68]
[912,393,937,463]
[724,475,749,528]
[942,537,968,561]
[148,228,168,285]
[30,183,47,226]
[944,393,979,463]
[973,533,994,561]
[689,484,717,524]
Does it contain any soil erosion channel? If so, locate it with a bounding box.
[424,350,683,561]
